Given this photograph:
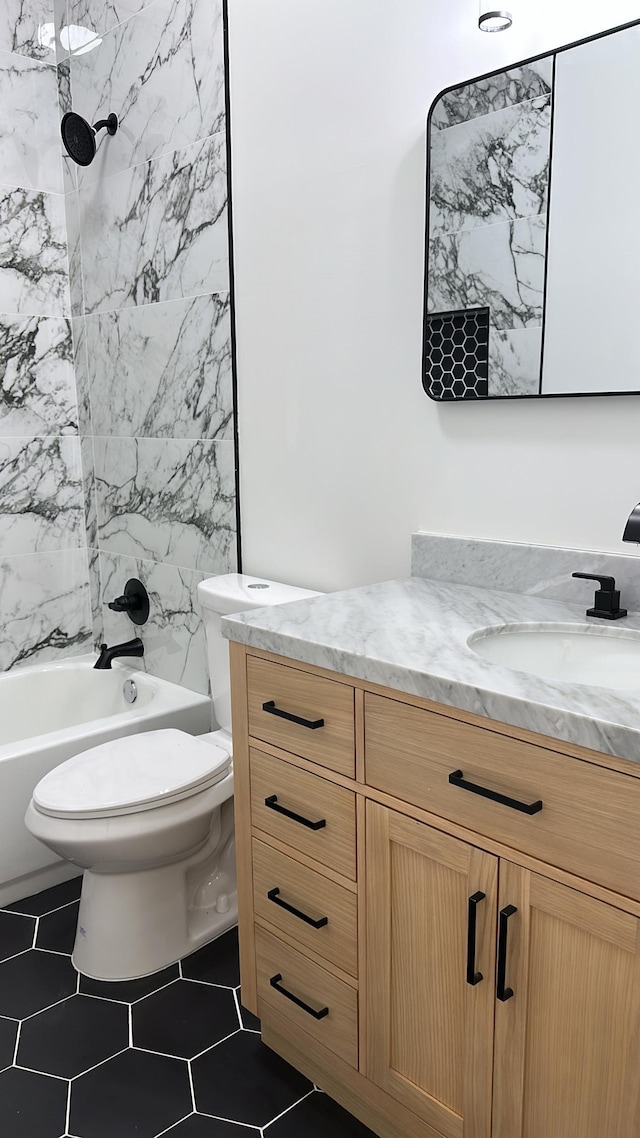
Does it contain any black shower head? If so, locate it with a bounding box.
[61,111,118,167]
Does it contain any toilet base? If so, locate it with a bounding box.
[72,800,237,980]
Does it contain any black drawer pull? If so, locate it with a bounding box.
[268,887,329,929]
[264,794,327,831]
[449,770,543,815]
[269,973,329,1020]
[496,904,517,1002]
[262,700,325,730]
[466,891,485,986]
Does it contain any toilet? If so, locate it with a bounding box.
[25,574,319,981]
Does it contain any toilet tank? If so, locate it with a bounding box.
[196,574,323,735]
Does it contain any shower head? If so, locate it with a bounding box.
[61,111,118,167]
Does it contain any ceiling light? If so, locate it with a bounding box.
[478,6,513,32]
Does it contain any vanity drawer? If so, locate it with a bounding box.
[250,749,357,880]
[252,838,358,976]
[365,693,640,901]
[255,926,358,1068]
[247,655,355,776]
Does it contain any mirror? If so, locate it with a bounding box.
[423,19,640,400]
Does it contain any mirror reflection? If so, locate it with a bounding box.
[423,20,640,400]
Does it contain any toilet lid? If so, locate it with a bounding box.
[33,729,231,820]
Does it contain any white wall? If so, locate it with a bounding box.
[228,0,640,592]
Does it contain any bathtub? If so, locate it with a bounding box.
[0,655,211,907]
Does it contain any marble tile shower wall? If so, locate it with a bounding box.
[63,0,236,695]
[428,61,554,397]
[0,2,92,671]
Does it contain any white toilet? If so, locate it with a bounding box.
[25,574,319,981]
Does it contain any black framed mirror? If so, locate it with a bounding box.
[423,17,640,401]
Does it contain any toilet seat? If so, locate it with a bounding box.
[33,729,231,821]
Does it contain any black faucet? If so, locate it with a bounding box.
[572,573,627,620]
[94,638,145,670]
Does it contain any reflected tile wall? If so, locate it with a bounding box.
[99,550,210,694]
[72,0,225,186]
[488,328,542,397]
[428,215,546,330]
[430,95,551,237]
[0,315,77,434]
[94,436,237,573]
[80,134,229,314]
[0,185,69,316]
[431,59,553,130]
[86,294,232,439]
[0,548,92,670]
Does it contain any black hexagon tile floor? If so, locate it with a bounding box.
[0,877,377,1138]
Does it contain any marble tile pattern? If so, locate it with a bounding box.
[94,436,237,573]
[99,550,210,693]
[0,315,77,434]
[488,327,542,396]
[68,0,157,38]
[70,315,91,433]
[71,0,225,187]
[79,134,229,314]
[0,52,63,194]
[0,185,69,316]
[0,0,55,60]
[0,435,84,555]
[80,435,97,547]
[64,190,83,317]
[428,215,546,329]
[85,294,233,438]
[431,58,553,130]
[411,531,640,611]
[222,575,640,763]
[0,548,92,670]
[429,95,551,238]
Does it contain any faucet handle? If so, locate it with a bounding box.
[105,578,149,626]
[572,572,627,620]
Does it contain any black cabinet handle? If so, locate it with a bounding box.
[466,891,486,986]
[267,887,329,929]
[269,974,329,1020]
[264,795,327,831]
[262,700,325,730]
[449,770,543,815]
[496,905,517,1002]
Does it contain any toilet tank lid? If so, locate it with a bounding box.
[33,729,231,819]
[197,573,322,615]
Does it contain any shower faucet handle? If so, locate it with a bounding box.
[571,572,627,620]
[106,578,150,626]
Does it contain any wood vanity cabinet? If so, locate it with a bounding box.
[230,643,640,1138]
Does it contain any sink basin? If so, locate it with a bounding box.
[468,622,640,690]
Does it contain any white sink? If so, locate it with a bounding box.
[468,622,640,690]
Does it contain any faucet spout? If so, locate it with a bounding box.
[94,637,144,670]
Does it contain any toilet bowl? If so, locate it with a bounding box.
[25,574,321,980]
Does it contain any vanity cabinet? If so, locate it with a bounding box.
[230,643,640,1138]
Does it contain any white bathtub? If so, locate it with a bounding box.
[0,656,211,906]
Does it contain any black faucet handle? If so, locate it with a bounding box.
[572,572,627,620]
[105,578,149,626]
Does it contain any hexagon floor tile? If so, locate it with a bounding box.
[191,1031,312,1127]
[0,876,374,1138]
[133,979,239,1059]
[18,993,129,1078]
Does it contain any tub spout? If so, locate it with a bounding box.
[94,638,144,670]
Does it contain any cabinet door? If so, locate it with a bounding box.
[365,802,498,1138]
[493,861,640,1138]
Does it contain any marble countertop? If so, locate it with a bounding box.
[222,576,640,763]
